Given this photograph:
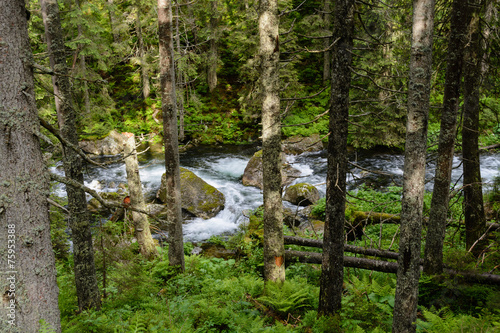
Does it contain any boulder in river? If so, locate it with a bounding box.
[79,130,126,156]
[282,134,324,155]
[157,167,225,219]
[242,150,301,189]
[283,183,320,206]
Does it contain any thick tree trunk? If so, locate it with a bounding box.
[207,0,218,93]
[0,2,61,331]
[318,0,354,317]
[136,8,150,99]
[392,0,435,331]
[158,0,185,270]
[40,0,101,311]
[123,133,158,259]
[259,0,285,283]
[463,3,487,256]
[424,0,468,275]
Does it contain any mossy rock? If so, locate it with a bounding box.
[242,150,301,189]
[157,168,225,219]
[283,183,320,206]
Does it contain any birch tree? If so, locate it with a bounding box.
[123,133,158,259]
[392,0,435,331]
[259,0,285,283]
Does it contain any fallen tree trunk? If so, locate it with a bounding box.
[284,235,399,260]
[285,250,500,285]
[350,211,400,226]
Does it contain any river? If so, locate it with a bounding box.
[50,145,500,242]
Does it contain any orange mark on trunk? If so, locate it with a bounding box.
[275,256,284,267]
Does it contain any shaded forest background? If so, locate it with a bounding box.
[28,0,500,150]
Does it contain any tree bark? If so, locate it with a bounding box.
[136,6,150,99]
[123,133,158,259]
[322,0,331,84]
[259,0,285,283]
[0,1,61,331]
[175,1,185,141]
[424,0,468,275]
[40,0,101,311]
[75,0,90,115]
[393,0,435,331]
[463,2,487,257]
[207,0,218,93]
[158,0,185,270]
[318,0,355,317]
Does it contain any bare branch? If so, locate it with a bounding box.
[281,86,328,101]
[283,109,329,127]
[50,173,171,226]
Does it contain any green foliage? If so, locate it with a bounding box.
[257,280,317,317]
[418,307,500,332]
[341,271,396,332]
[39,319,57,333]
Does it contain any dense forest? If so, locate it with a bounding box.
[1,0,500,332]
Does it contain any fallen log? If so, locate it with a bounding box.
[284,236,399,260]
[350,211,400,226]
[285,250,500,285]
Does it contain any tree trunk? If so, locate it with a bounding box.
[424,0,468,275]
[207,0,218,93]
[322,0,331,84]
[259,0,285,283]
[75,0,91,115]
[463,2,487,256]
[123,133,158,259]
[158,0,185,270]
[392,0,435,331]
[107,0,119,43]
[40,0,101,311]
[136,7,150,99]
[175,1,185,141]
[318,0,354,317]
[0,2,61,331]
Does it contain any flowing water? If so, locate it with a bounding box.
[50,146,500,242]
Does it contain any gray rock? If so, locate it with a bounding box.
[157,168,225,219]
[282,134,324,155]
[79,130,126,156]
[242,150,301,189]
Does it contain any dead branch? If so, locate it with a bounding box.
[282,109,329,128]
[281,86,328,101]
[49,173,171,226]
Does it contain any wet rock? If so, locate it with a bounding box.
[242,150,301,189]
[79,130,126,156]
[283,183,320,206]
[282,134,324,155]
[157,167,225,219]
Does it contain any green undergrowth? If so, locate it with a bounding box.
[54,226,500,333]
